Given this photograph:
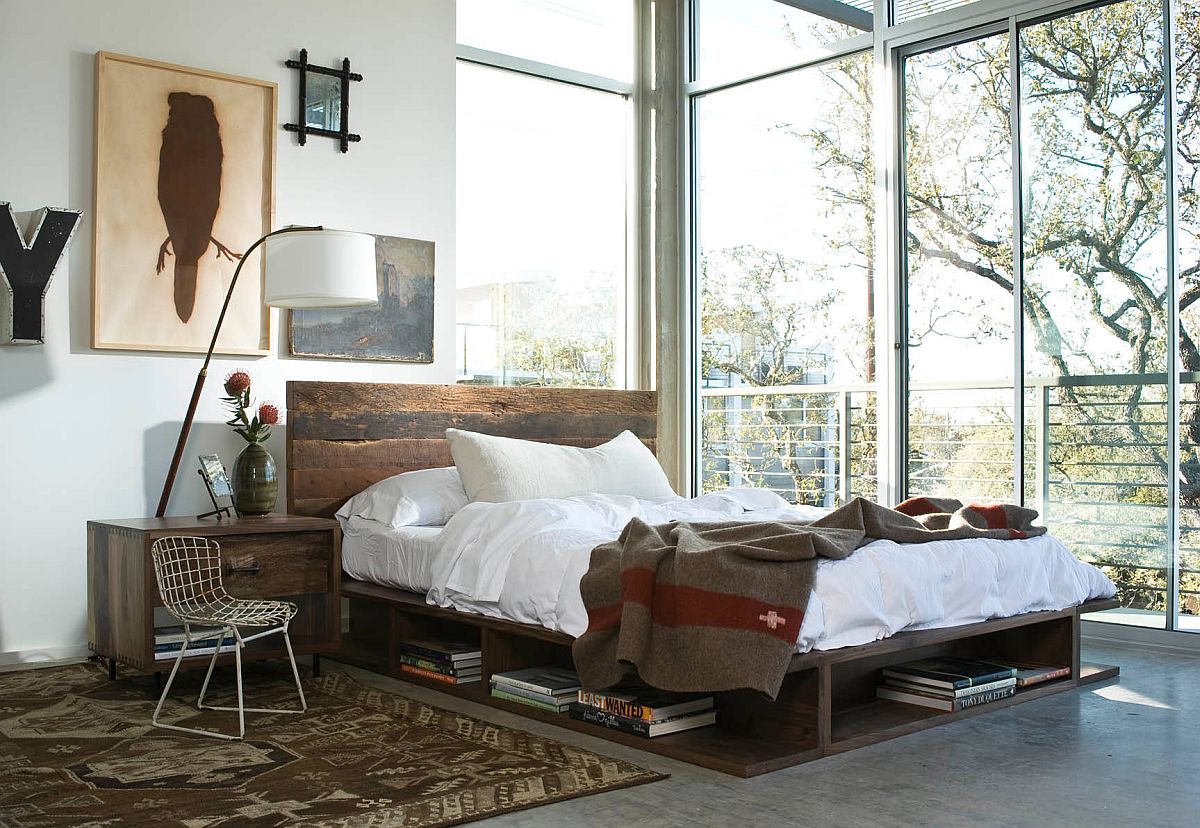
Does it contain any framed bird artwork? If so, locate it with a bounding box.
[91,52,276,355]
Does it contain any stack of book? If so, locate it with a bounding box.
[398,639,482,685]
[570,686,716,738]
[490,667,581,712]
[153,626,236,661]
[876,656,1018,711]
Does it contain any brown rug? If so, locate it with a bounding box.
[0,662,665,827]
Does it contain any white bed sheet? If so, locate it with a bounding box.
[422,489,1117,654]
[339,516,443,593]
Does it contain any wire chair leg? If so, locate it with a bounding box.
[151,634,189,730]
[234,636,245,741]
[149,631,239,741]
[282,622,308,712]
[196,626,228,711]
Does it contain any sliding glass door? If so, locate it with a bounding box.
[1020,0,1170,629]
[692,2,876,506]
[900,0,1179,628]
[903,32,1016,505]
[690,0,1198,634]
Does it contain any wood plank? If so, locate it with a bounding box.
[342,578,574,645]
[287,381,658,415]
[827,678,1078,753]
[290,436,657,471]
[290,498,348,519]
[788,605,1078,670]
[286,381,661,516]
[484,693,821,778]
[291,411,657,442]
[1079,662,1120,685]
[91,515,336,534]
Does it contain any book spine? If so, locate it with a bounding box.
[875,687,953,710]
[568,704,651,737]
[953,686,1016,710]
[490,682,562,706]
[1017,667,1071,687]
[492,676,577,696]
[491,688,567,712]
[154,644,237,661]
[400,665,477,685]
[154,637,235,653]
[576,692,656,723]
[880,668,966,690]
[883,677,1016,698]
[399,645,480,663]
[398,654,479,675]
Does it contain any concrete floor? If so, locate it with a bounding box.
[334,641,1200,828]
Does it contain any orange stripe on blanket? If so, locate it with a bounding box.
[894,497,938,516]
[580,567,804,643]
[584,602,623,633]
[970,504,1008,529]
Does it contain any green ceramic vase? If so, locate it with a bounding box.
[231,442,277,517]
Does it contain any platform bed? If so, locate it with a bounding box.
[337,578,1118,777]
[286,380,1121,778]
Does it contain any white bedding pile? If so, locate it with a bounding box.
[415,488,1116,654]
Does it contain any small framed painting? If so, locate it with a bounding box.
[289,234,434,362]
[92,52,275,355]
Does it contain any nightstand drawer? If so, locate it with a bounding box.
[153,531,332,603]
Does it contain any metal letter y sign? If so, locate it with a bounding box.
[0,202,82,344]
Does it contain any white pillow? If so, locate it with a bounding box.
[445,428,676,503]
[335,467,469,528]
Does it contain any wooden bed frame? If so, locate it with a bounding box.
[287,380,1120,777]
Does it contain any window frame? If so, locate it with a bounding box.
[681,0,1192,636]
[454,1,646,390]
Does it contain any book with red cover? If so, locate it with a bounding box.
[400,664,481,685]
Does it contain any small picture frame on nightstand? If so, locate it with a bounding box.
[197,454,234,520]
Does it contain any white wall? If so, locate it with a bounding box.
[0,0,456,662]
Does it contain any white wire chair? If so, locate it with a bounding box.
[150,535,307,741]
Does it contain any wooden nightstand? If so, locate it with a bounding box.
[87,514,341,679]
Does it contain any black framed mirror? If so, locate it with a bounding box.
[283,49,362,153]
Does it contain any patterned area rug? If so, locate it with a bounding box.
[0,662,665,827]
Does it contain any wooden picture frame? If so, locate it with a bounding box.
[92,52,276,355]
[288,234,435,362]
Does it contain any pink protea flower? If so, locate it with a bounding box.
[257,403,280,426]
[224,370,252,396]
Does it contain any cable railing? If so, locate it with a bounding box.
[700,373,1200,620]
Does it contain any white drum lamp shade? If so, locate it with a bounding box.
[264,229,378,308]
[155,225,379,519]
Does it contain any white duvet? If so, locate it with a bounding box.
[426,489,1116,653]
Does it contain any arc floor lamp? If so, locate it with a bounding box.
[155,225,378,518]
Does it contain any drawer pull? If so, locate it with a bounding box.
[227,559,261,576]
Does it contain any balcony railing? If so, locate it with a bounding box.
[700,374,1200,623]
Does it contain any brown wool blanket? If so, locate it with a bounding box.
[572,496,1046,699]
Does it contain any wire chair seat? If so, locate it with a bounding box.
[169,595,297,628]
[149,535,308,741]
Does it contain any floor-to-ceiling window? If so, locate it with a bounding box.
[690,0,1199,634]
[903,31,1015,505]
[1019,1,1171,628]
[692,0,876,506]
[456,0,635,387]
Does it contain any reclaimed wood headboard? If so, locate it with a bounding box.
[286,381,659,517]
